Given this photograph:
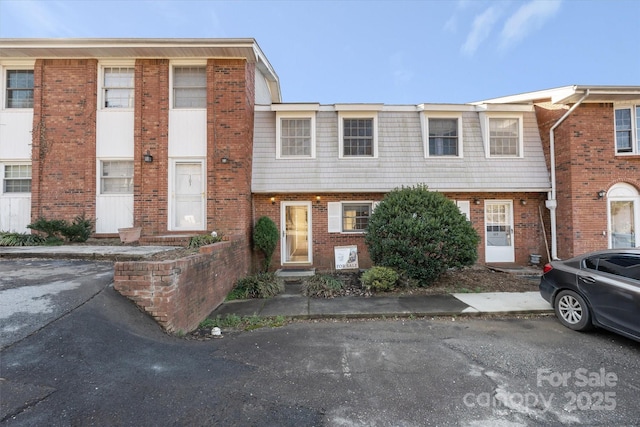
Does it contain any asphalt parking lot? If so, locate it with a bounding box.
[2,259,640,426]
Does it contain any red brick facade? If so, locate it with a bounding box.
[535,103,640,259]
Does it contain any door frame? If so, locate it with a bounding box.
[168,158,206,231]
[484,200,515,263]
[280,201,312,265]
[607,183,640,249]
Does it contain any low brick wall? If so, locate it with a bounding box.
[113,236,249,333]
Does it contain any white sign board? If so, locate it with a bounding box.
[334,245,359,270]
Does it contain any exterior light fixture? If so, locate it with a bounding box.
[597,190,606,199]
[270,197,275,205]
[143,150,153,163]
[474,198,480,205]
[316,196,321,204]
[221,157,229,164]
[520,199,527,206]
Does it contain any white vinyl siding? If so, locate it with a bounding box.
[614,106,640,155]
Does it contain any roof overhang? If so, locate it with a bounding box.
[0,38,281,102]
[472,85,640,105]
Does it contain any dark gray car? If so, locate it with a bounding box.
[539,249,640,342]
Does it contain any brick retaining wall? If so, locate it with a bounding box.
[113,235,249,333]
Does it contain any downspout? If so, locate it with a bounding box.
[547,89,590,260]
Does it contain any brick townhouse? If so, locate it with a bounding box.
[1,39,638,274]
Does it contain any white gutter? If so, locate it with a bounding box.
[547,89,590,259]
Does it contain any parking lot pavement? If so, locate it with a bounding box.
[0,259,114,349]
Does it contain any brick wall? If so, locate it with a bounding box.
[535,103,640,258]
[31,59,98,221]
[253,191,548,271]
[113,235,250,333]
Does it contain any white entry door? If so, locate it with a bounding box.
[608,183,639,248]
[281,202,312,264]
[171,161,205,230]
[485,200,515,263]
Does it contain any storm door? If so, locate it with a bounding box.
[485,200,515,263]
[281,201,312,264]
[171,161,205,230]
[608,183,640,248]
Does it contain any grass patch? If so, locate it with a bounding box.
[198,314,288,332]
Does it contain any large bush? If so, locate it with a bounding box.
[253,216,280,272]
[364,185,480,285]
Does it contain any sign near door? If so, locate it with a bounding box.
[335,245,358,270]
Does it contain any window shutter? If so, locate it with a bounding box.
[372,201,380,211]
[328,202,342,232]
[456,201,471,221]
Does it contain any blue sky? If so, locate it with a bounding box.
[1,0,638,104]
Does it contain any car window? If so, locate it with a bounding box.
[594,255,640,281]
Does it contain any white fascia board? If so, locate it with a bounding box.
[271,103,320,111]
[469,86,575,105]
[253,187,552,194]
[334,103,384,111]
[418,103,476,112]
[474,104,534,112]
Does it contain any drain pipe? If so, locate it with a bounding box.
[547,89,590,260]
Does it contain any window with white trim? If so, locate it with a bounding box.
[5,69,34,109]
[615,106,640,155]
[173,66,206,109]
[425,115,463,157]
[489,117,521,157]
[103,67,134,109]
[339,113,377,158]
[3,164,31,193]
[276,112,315,158]
[100,161,133,194]
[328,201,378,233]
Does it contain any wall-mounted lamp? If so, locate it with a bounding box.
[316,196,321,204]
[270,197,276,205]
[221,157,229,164]
[520,199,527,206]
[597,190,606,199]
[143,150,153,163]
[473,198,480,205]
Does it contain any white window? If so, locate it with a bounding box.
[173,66,206,109]
[482,114,523,158]
[100,161,133,194]
[615,106,640,155]
[339,112,378,158]
[424,114,463,157]
[5,69,34,109]
[103,67,134,109]
[276,112,316,158]
[328,201,378,233]
[3,164,31,193]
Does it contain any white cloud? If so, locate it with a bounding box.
[499,0,562,50]
[461,6,501,56]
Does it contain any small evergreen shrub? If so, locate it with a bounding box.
[0,232,46,246]
[365,184,480,285]
[360,266,399,292]
[232,272,283,299]
[302,274,344,298]
[253,216,280,272]
[188,233,222,248]
[27,214,94,243]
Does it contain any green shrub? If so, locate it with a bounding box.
[188,233,222,248]
[27,217,68,240]
[0,232,46,246]
[27,214,94,243]
[61,214,94,242]
[253,216,280,272]
[232,272,283,299]
[302,274,344,298]
[364,184,480,286]
[360,266,399,292]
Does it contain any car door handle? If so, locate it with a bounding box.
[578,275,596,284]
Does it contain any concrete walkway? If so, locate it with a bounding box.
[211,283,553,320]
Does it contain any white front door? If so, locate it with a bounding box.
[171,161,205,231]
[608,183,640,248]
[281,202,312,264]
[485,200,515,263]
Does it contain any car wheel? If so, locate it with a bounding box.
[554,290,593,331]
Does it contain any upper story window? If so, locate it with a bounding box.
[103,67,134,109]
[487,116,523,158]
[3,164,32,193]
[615,106,640,155]
[6,69,34,109]
[100,160,133,194]
[276,111,316,158]
[338,112,378,158]
[173,66,206,109]
[425,114,463,157]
